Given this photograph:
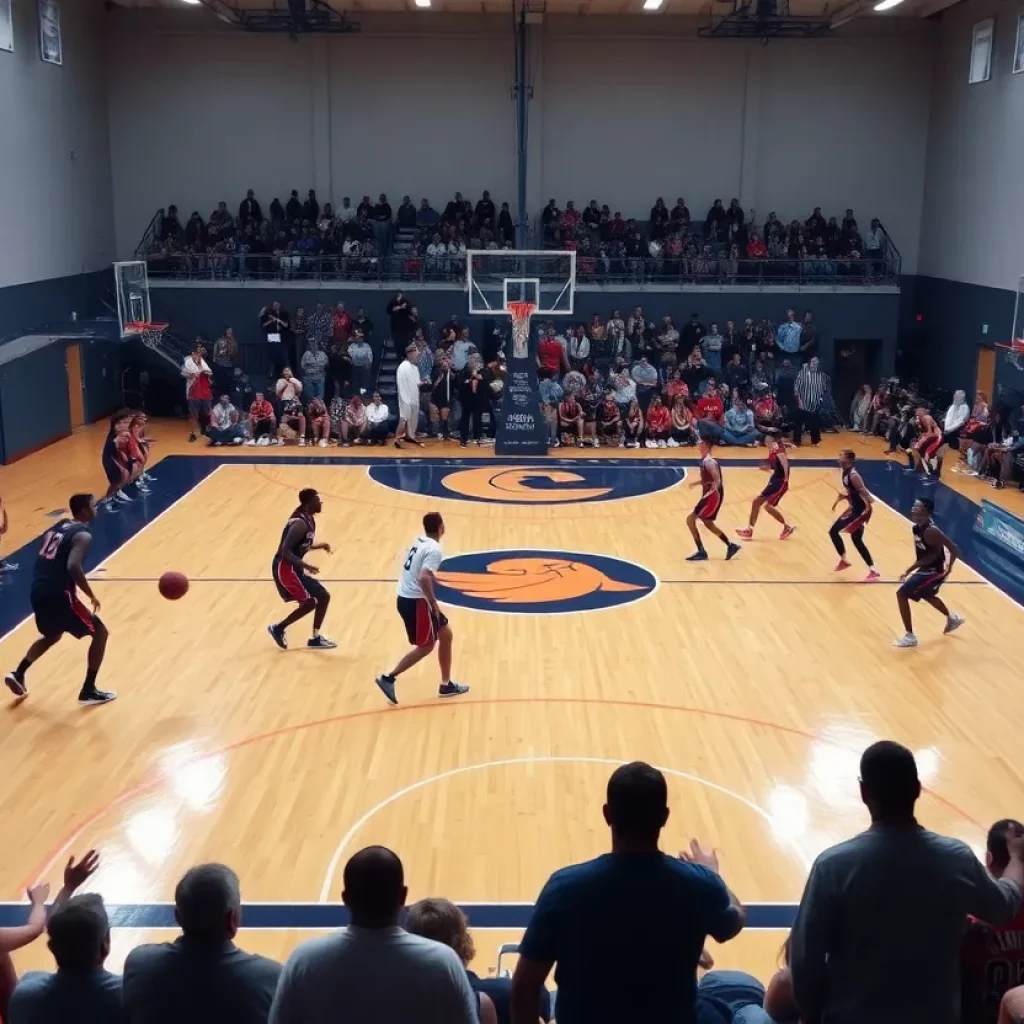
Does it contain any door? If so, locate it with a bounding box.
[65,342,85,428]
[833,339,881,425]
[976,345,996,401]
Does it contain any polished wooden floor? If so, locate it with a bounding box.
[2,421,1023,983]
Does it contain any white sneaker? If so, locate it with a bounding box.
[658,439,667,448]
[257,436,269,446]
[298,438,306,446]
[115,490,133,503]
[893,633,918,648]
[232,436,244,445]
[944,613,965,634]
[667,438,680,448]
[245,439,257,446]
[591,437,600,448]
[645,439,656,449]
[319,439,328,447]
[618,438,625,448]
[273,438,284,446]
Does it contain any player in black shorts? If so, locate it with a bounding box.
[736,431,796,542]
[5,493,115,705]
[686,440,741,562]
[830,449,880,582]
[267,488,336,650]
[100,411,132,511]
[894,497,965,648]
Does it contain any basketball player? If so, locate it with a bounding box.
[908,405,943,477]
[375,511,468,705]
[893,497,965,648]
[4,494,115,705]
[686,440,741,562]
[830,449,880,581]
[736,431,796,541]
[100,412,134,509]
[267,489,336,650]
[0,494,17,573]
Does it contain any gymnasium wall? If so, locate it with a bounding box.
[0,0,114,294]
[104,10,933,272]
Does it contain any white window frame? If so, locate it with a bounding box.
[1013,9,1024,74]
[970,17,995,84]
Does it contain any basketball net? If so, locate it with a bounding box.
[1000,338,1024,371]
[506,301,536,361]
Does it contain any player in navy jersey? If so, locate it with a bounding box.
[686,440,741,562]
[267,488,336,650]
[830,449,880,581]
[736,431,796,541]
[4,493,115,705]
[893,497,964,647]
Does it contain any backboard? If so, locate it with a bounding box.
[467,250,575,317]
[113,261,151,335]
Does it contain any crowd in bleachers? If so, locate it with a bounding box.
[3,744,1024,1024]
[139,190,895,285]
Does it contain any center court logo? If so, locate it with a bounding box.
[368,464,685,505]
[434,549,658,615]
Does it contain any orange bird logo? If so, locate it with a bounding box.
[436,556,646,606]
[441,467,612,504]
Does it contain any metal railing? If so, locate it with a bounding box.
[141,251,900,287]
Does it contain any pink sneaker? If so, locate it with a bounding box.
[863,569,882,582]
[780,525,796,541]
[735,527,753,540]
[834,559,852,572]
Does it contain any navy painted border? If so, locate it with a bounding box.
[0,901,797,930]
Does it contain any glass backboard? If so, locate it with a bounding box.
[113,261,151,335]
[467,250,575,317]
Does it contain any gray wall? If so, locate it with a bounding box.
[0,0,114,291]
[917,0,1024,290]
[105,10,933,271]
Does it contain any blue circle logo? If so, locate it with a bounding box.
[435,549,658,615]
[369,463,685,505]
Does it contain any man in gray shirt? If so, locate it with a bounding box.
[123,864,281,1024]
[270,846,477,1024]
[791,740,1024,1024]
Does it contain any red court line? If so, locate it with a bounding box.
[19,694,983,894]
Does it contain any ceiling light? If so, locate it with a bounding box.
[180,0,202,5]
[873,0,904,10]
[643,0,664,9]
[415,0,431,7]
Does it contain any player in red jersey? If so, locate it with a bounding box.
[686,440,741,562]
[909,406,943,477]
[830,449,880,581]
[961,820,1024,1024]
[736,431,795,541]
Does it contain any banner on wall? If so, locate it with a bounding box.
[0,0,13,53]
[38,0,61,65]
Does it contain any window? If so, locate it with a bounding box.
[1014,10,1024,74]
[970,18,994,83]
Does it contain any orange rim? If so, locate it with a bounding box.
[505,301,536,322]
[124,321,169,333]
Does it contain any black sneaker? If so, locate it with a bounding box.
[78,688,117,706]
[188,433,197,443]
[307,635,337,649]
[726,543,741,561]
[375,674,398,705]
[438,681,470,699]
[267,624,288,650]
[4,671,26,697]
[686,550,708,562]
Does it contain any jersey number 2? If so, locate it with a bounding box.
[403,546,417,571]
[39,531,62,560]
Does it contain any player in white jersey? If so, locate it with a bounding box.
[375,511,469,705]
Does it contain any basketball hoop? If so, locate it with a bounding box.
[506,301,536,361]
[124,320,170,351]
[995,338,1024,371]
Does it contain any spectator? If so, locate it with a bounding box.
[607,309,626,359]
[681,346,708,396]
[631,354,659,411]
[122,863,281,1024]
[670,197,690,227]
[160,205,182,242]
[363,392,388,445]
[596,394,622,446]
[211,328,240,394]
[806,206,826,238]
[395,344,423,448]
[327,336,351,404]
[269,846,477,1024]
[347,332,373,397]
[701,323,723,372]
[229,368,254,416]
[645,395,671,448]
[792,357,828,447]
[799,311,818,361]
[622,397,644,448]
[261,302,291,377]
[679,313,705,362]
[405,900,498,1024]
[942,389,970,449]
[206,395,245,447]
[537,328,568,376]
[269,197,285,223]
[696,379,725,425]
[301,340,329,401]
[498,203,515,246]
[307,303,332,349]
[791,740,1024,1024]
[723,352,749,393]
[722,394,760,447]
[849,384,873,430]
[9,894,124,1024]
[373,193,393,252]
[538,370,564,446]
[705,199,727,237]
[284,190,301,221]
[417,198,439,228]
[567,325,591,370]
[239,190,262,227]
[308,397,331,447]
[657,316,680,371]
[386,292,413,348]
[277,395,306,446]
[558,393,584,447]
[864,218,885,266]
[458,354,487,448]
[775,309,801,356]
[276,367,303,406]
[670,397,698,447]
[182,341,214,443]
[396,196,416,229]
[338,394,366,447]
[511,762,745,1024]
[353,307,373,341]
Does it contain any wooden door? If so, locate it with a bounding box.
[65,342,85,428]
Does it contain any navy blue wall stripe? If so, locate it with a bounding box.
[0,902,797,930]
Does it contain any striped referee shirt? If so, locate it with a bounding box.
[795,367,829,412]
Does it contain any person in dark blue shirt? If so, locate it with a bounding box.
[510,762,746,1024]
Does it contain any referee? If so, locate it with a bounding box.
[793,356,829,446]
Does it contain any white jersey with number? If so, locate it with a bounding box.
[397,536,444,599]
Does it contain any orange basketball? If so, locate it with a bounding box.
[158,571,189,600]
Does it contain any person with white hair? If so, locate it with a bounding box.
[942,389,970,450]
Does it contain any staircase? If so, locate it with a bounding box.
[376,336,401,407]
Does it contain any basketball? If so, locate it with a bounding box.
[158,571,189,600]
